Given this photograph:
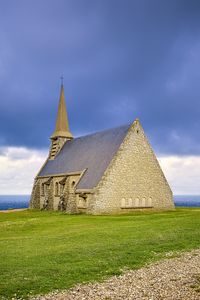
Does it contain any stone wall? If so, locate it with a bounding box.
[36,177,52,209]
[76,193,93,213]
[30,174,81,212]
[89,120,174,214]
[46,179,54,210]
[65,176,77,213]
[29,179,40,209]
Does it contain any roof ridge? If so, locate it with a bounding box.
[74,123,131,141]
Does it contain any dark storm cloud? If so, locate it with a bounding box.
[0,0,200,154]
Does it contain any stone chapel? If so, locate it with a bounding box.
[30,84,174,214]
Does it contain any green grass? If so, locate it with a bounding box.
[0,208,200,299]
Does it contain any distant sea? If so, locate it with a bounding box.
[0,195,30,210]
[0,195,200,210]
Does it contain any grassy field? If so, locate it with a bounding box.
[0,208,200,299]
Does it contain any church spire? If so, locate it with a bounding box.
[51,82,73,139]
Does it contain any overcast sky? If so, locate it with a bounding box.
[0,0,200,195]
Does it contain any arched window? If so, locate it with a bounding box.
[135,198,139,207]
[125,198,129,207]
[142,198,146,207]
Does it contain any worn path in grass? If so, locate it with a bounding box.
[0,208,200,299]
[31,249,200,300]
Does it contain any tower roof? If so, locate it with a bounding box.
[51,84,73,139]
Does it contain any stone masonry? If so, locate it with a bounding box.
[88,119,174,214]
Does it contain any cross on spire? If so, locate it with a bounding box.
[60,75,64,85]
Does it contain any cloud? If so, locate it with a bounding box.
[0,146,200,195]
[0,1,200,195]
[159,155,200,195]
[0,0,200,155]
[0,147,47,195]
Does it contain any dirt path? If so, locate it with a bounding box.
[31,249,200,300]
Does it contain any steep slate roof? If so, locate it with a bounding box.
[39,124,130,189]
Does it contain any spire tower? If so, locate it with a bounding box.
[49,82,73,159]
[51,83,73,139]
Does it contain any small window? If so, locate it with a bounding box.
[136,130,139,134]
[71,181,76,188]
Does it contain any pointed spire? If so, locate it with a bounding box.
[51,82,73,139]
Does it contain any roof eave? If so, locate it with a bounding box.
[75,188,94,194]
